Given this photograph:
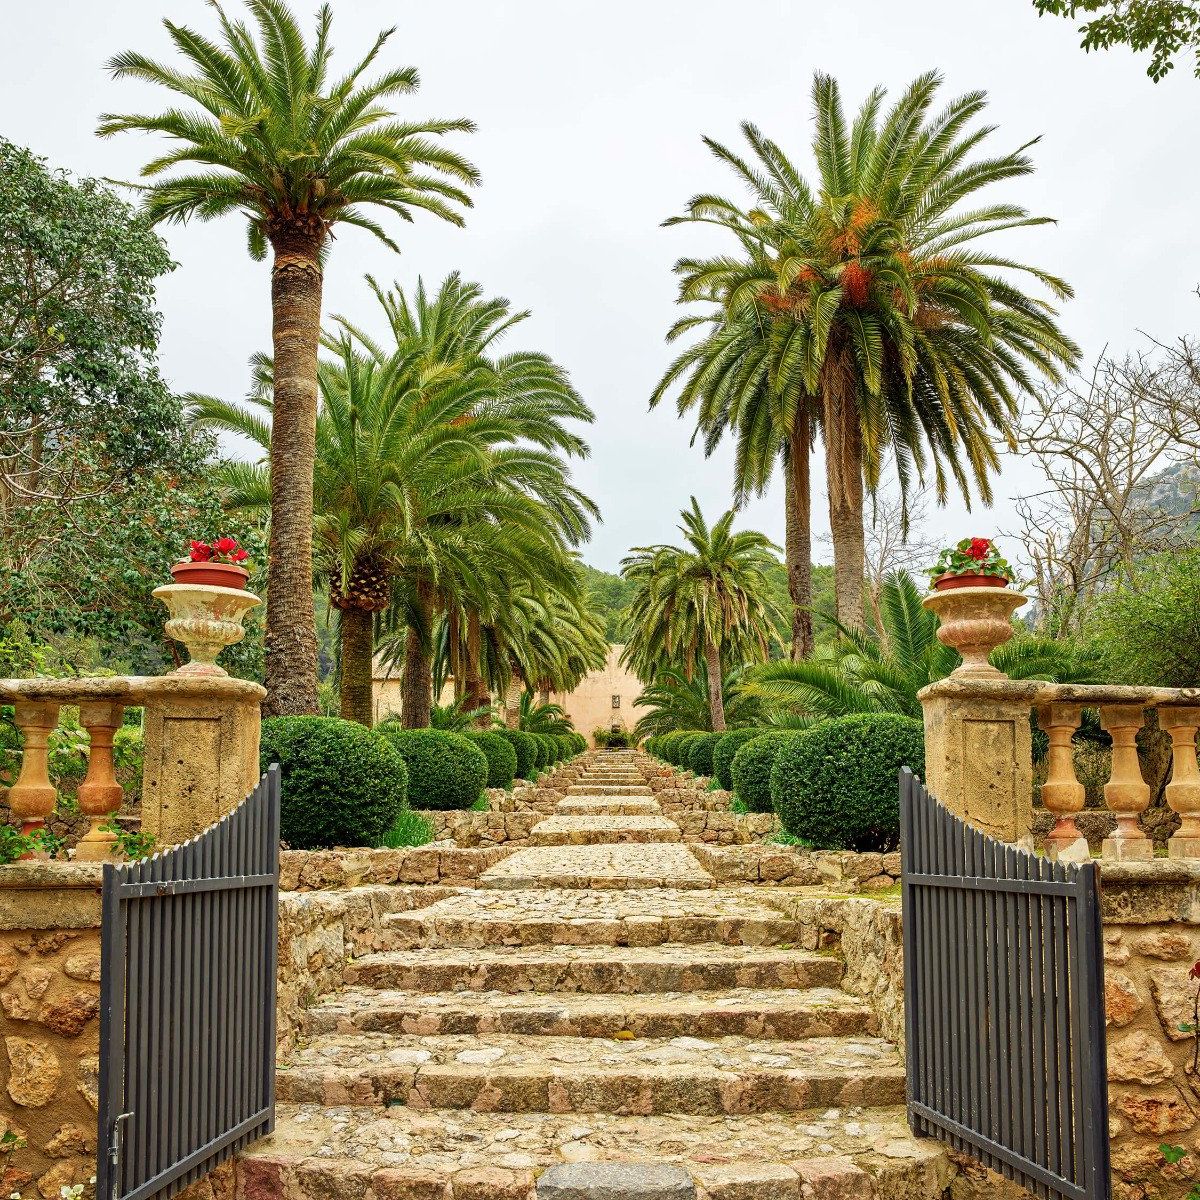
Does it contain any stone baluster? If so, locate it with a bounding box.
[1036,703,1086,856]
[1162,706,1200,859]
[74,701,125,862]
[1101,704,1153,861]
[7,700,61,837]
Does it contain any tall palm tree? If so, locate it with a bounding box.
[662,73,1078,632]
[100,1,479,714]
[621,499,782,731]
[632,664,764,738]
[747,571,1097,719]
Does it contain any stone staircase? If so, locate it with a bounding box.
[241,751,953,1200]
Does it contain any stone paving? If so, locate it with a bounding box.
[241,750,951,1200]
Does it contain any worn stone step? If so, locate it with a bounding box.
[275,1031,906,1115]
[558,798,663,816]
[531,815,682,846]
[344,943,843,995]
[305,986,876,1041]
[379,887,801,949]
[479,844,713,890]
[567,784,654,796]
[239,1102,951,1200]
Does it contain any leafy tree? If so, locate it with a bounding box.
[632,664,764,738]
[101,1,479,715]
[1033,0,1200,79]
[748,571,1097,719]
[661,73,1077,631]
[621,499,782,730]
[1083,548,1200,686]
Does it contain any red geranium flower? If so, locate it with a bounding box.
[213,536,238,555]
[966,537,991,561]
[232,549,249,563]
[189,541,213,562]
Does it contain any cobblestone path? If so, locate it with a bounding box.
[242,752,953,1200]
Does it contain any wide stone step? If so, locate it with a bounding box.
[479,845,713,890]
[531,815,681,846]
[558,798,663,816]
[567,784,654,796]
[379,887,800,949]
[306,985,875,1041]
[275,1031,906,1115]
[344,943,843,995]
[238,1103,952,1200]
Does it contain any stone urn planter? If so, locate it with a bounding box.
[922,585,1028,679]
[153,582,261,677]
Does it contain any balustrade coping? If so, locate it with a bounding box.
[919,677,1200,708]
[0,674,266,704]
[0,860,104,929]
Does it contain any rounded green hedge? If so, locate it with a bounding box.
[676,732,705,770]
[467,730,518,790]
[555,733,574,760]
[687,732,721,777]
[655,731,684,764]
[376,726,488,811]
[713,728,763,792]
[261,716,407,849]
[771,713,924,851]
[731,731,805,814]
[531,734,552,770]
[496,729,537,780]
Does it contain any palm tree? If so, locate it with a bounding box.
[746,571,1097,720]
[632,664,764,738]
[621,499,782,731]
[100,1,479,714]
[662,73,1078,632]
[512,692,575,735]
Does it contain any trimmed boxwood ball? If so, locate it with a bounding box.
[467,730,518,790]
[555,734,573,760]
[687,732,721,777]
[676,732,705,769]
[660,730,692,765]
[713,728,764,792]
[530,734,551,770]
[731,731,805,814]
[771,713,924,851]
[376,726,488,811]
[261,716,407,849]
[497,729,537,780]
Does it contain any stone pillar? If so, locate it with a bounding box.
[138,676,266,846]
[918,678,1040,843]
[0,862,104,1198]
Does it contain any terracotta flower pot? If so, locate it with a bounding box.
[932,571,1009,592]
[170,560,250,591]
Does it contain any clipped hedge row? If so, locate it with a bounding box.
[730,731,804,814]
[712,728,763,791]
[467,730,518,790]
[377,725,488,811]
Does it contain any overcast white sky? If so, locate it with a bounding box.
[3,1,1198,571]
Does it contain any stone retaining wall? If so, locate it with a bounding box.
[670,810,781,844]
[692,845,902,890]
[420,811,540,847]
[0,863,103,1200]
[279,846,512,891]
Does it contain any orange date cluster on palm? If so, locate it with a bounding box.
[328,559,391,612]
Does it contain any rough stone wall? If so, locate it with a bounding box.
[420,811,539,847]
[1098,864,1200,1200]
[0,869,102,1200]
[278,847,513,891]
[692,845,901,890]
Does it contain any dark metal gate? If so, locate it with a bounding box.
[900,769,1110,1200]
[97,766,281,1200]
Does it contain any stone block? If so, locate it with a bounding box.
[537,1163,695,1200]
[1105,969,1144,1027]
[1108,1030,1176,1084]
[4,1036,60,1107]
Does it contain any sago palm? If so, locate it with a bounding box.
[621,499,782,731]
[747,571,1097,720]
[663,72,1078,632]
[100,1,478,713]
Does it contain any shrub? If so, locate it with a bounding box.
[571,732,587,754]
[675,732,705,769]
[376,725,488,811]
[591,728,610,748]
[713,728,763,792]
[261,716,407,849]
[771,713,925,851]
[555,733,574,760]
[731,731,805,814]
[687,732,721,777]
[467,731,518,790]
[606,729,630,749]
[530,734,551,770]
[658,730,693,764]
[496,729,537,779]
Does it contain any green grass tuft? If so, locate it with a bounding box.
[380,809,434,848]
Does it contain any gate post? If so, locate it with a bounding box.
[918,677,1041,843]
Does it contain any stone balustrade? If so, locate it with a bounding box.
[1,673,265,855]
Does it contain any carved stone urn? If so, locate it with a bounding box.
[153,583,261,677]
[922,585,1027,679]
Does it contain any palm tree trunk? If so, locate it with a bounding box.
[785,410,814,660]
[825,389,866,632]
[401,581,434,728]
[503,676,522,729]
[338,607,374,726]
[465,609,491,727]
[704,641,726,732]
[262,227,323,716]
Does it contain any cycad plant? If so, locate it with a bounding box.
[747,571,1096,720]
[621,499,782,731]
[101,1,478,713]
[659,72,1078,633]
[632,664,764,739]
